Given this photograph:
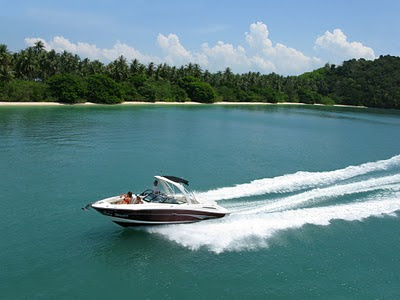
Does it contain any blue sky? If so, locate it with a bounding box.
[1,0,399,75]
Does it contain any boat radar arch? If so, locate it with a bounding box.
[154,175,198,204]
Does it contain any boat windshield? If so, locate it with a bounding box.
[139,190,182,204]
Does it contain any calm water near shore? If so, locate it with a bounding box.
[1,104,400,298]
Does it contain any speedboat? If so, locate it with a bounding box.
[89,175,230,227]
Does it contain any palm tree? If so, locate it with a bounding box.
[185,63,194,77]
[147,62,155,78]
[110,55,128,82]
[59,51,80,74]
[0,44,14,81]
[223,67,233,86]
[33,41,45,53]
[154,64,162,80]
[79,58,91,77]
[192,64,202,78]
[15,47,38,80]
[177,65,185,78]
[129,59,142,75]
[170,66,177,82]
[159,63,170,81]
[89,60,105,75]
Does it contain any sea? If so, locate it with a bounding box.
[0,104,399,299]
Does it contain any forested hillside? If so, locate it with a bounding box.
[0,42,399,108]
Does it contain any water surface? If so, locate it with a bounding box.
[1,104,399,298]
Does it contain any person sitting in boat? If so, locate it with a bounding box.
[118,191,133,204]
[132,195,143,204]
[153,180,159,194]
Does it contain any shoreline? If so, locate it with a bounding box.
[0,101,367,109]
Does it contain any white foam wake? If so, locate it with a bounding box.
[236,174,400,214]
[147,193,400,253]
[195,155,400,202]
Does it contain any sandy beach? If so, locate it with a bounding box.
[0,101,367,109]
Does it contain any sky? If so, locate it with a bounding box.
[1,0,399,75]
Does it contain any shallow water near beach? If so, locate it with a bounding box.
[1,104,400,298]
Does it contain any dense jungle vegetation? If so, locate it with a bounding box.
[0,41,399,108]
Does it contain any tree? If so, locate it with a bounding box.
[120,82,140,101]
[88,60,105,75]
[128,74,147,88]
[190,82,216,103]
[0,80,52,102]
[216,86,238,102]
[259,87,278,103]
[171,85,187,102]
[138,82,156,102]
[33,41,45,53]
[1,42,400,108]
[179,77,216,103]
[86,74,122,104]
[129,59,142,75]
[15,47,38,80]
[147,62,155,78]
[108,56,128,82]
[47,74,84,103]
[0,44,13,82]
[59,51,80,74]
[297,88,323,104]
[41,49,60,80]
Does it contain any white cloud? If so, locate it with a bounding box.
[200,41,251,72]
[249,56,276,73]
[24,36,157,63]
[24,23,376,75]
[24,37,49,49]
[245,22,273,51]
[197,22,321,74]
[244,22,322,74]
[157,33,193,65]
[314,29,375,61]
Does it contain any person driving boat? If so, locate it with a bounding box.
[153,180,159,194]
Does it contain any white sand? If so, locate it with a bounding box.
[0,101,367,108]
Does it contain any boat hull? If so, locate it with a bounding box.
[92,206,227,227]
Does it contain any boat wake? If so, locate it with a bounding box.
[195,154,400,202]
[145,155,400,253]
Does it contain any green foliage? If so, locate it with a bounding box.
[1,43,400,108]
[297,88,323,104]
[137,82,156,102]
[259,87,278,103]
[216,86,238,102]
[276,91,289,103]
[153,82,172,101]
[0,80,53,102]
[177,76,197,90]
[150,81,187,102]
[0,44,14,82]
[188,82,217,103]
[323,55,400,108]
[47,74,84,103]
[129,74,147,88]
[120,82,140,101]
[86,74,122,104]
[170,85,188,102]
[236,89,261,102]
[320,96,335,106]
[179,77,216,103]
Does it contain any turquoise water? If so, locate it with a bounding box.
[1,104,400,298]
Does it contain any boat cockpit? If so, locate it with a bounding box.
[138,189,185,204]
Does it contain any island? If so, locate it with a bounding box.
[0,42,399,109]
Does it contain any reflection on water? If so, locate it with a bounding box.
[219,104,400,125]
